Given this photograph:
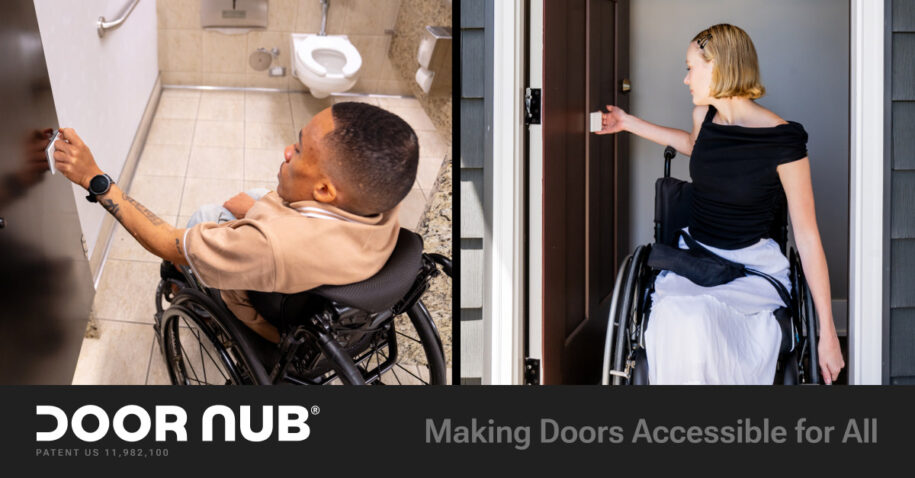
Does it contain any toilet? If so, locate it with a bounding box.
[291,33,363,99]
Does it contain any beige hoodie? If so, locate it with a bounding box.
[183,191,400,342]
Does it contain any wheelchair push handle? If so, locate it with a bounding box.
[426,253,452,278]
[663,145,677,178]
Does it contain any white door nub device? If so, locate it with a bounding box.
[589,111,603,133]
[45,129,59,175]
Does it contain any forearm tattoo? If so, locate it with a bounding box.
[174,238,181,256]
[100,198,121,221]
[121,192,164,226]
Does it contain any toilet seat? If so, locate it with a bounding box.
[297,35,362,79]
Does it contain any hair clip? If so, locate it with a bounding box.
[697,33,712,49]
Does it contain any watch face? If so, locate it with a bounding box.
[89,175,110,194]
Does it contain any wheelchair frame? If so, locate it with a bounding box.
[153,248,451,386]
[600,146,821,386]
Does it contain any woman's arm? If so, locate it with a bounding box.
[594,105,707,156]
[777,157,845,384]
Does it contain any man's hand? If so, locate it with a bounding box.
[53,128,103,189]
[223,192,256,219]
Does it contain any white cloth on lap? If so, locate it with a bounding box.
[645,227,790,385]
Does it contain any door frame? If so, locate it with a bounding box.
[849,0,884,385]
[526,0,544,381]
[486,0,526,385]
[488,0,885,385]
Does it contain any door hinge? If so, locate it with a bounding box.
[524,88,541,125]
[524,358,541,385]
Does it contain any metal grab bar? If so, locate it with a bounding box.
[97,0,141,37]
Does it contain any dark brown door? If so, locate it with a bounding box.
[540,0,629,384]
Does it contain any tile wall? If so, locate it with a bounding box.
[157,0,411,94]
[390,0,452,135]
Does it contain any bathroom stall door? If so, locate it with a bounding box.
[539,0,628,384]
[0,1,94,383]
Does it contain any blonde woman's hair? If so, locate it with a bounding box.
[692,24,766,99]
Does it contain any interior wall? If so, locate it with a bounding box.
[157,0,409,95]
[627,0,849,327]
[390,0,453,136]
[34,0,159,259]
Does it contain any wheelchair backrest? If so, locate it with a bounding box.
[247,228,424,328]
[654,177,789,253]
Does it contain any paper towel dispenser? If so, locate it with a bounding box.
[201,0,267,30]
[415,26,452,95]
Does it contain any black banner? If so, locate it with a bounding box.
[1,386,911,472]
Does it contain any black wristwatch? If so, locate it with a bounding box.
[85,173,114,203]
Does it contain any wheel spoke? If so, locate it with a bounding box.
[390,366,403,385]
[195,326,207,384]
[367,335,380,378]
[377,350,424,384]
[394,362,426,384]
[176,338,200,384]
[395,330,422,344]
[174,313,234,385]
[199,323,233,380]
[197,337,231,383]
[378,350,403,385]
[183,321,210,384]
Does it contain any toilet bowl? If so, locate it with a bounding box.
[291,33,362,99]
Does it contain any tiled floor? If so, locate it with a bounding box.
[71,88,450,385]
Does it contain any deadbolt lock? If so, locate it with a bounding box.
[621,78,631,93]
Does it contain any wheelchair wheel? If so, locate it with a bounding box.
[287,254,449,386]
[155,278,184,317]
[602,245,651,385]
[355,300,447,385]
[790,247,820,384]
[159,290,267,385]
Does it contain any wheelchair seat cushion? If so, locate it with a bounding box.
[310,228,423,311]
[247,228,423,326]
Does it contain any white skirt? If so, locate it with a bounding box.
[644,227,791,385]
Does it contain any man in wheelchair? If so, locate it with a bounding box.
[53,102,446,384]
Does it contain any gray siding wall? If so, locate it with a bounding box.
[459,0,491,383]
[887,0,915,385]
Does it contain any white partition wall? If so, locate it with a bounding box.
[33,0,159,259]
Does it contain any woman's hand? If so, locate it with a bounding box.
[817,328,845,385]
[53,128,104,190]
[594,105,629,135]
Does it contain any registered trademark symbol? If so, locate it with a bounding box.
[311,406,320,415]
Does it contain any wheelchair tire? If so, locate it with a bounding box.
[160,289,271,385]
[802,277,820,384]
[602,252,633,385]
[404,300,447,385]
[602,245,650,385]
[155,278,185,317]
[790,247,820,385]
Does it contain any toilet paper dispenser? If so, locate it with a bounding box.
[415,26,452,95]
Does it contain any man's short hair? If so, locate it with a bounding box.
[324,102,419,216]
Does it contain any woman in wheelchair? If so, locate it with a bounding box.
[51,101,449,385]
[595,24,844,385]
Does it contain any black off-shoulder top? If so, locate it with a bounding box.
[688,104,809,250]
